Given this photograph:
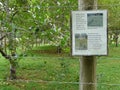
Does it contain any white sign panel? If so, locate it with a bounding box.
[71,10,107,56]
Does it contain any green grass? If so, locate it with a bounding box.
[29,45,58,54]
[0,45,120,89]
[0,55,79,90]
[32,45,58,50]
[27,45,71,57]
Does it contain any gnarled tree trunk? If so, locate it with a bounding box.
[9,60,17,80]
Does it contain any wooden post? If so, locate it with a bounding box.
[78,0,97,90]
[80,56,97,90]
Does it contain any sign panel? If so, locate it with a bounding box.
[71,10,107,56]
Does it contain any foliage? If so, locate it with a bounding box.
[98,0,120,30]
[0,0,78,48]
[0,0,78,79]
[1,0,119,55]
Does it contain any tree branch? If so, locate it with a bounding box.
[10,10,19,22]
[0,49,11,60]
[0,35,6,40]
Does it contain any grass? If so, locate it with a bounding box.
[29,45,59,55]
[0,55,80,90]
[0,45,120,89]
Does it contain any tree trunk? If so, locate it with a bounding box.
[115,34,118,47]
[9,61,17,80]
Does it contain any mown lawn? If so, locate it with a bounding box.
[0,45,120,90]
[0,55,80,90]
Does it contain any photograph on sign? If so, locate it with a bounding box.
[75,33,87,50]
[71,10,107,56]
[87,13,103,27]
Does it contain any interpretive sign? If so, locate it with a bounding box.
[71,10,107,56]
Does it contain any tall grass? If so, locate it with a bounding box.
[0,45,120,89]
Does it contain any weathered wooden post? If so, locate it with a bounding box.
[78,0,97,90]
[80,56,96,90]
[71,0,107,90]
